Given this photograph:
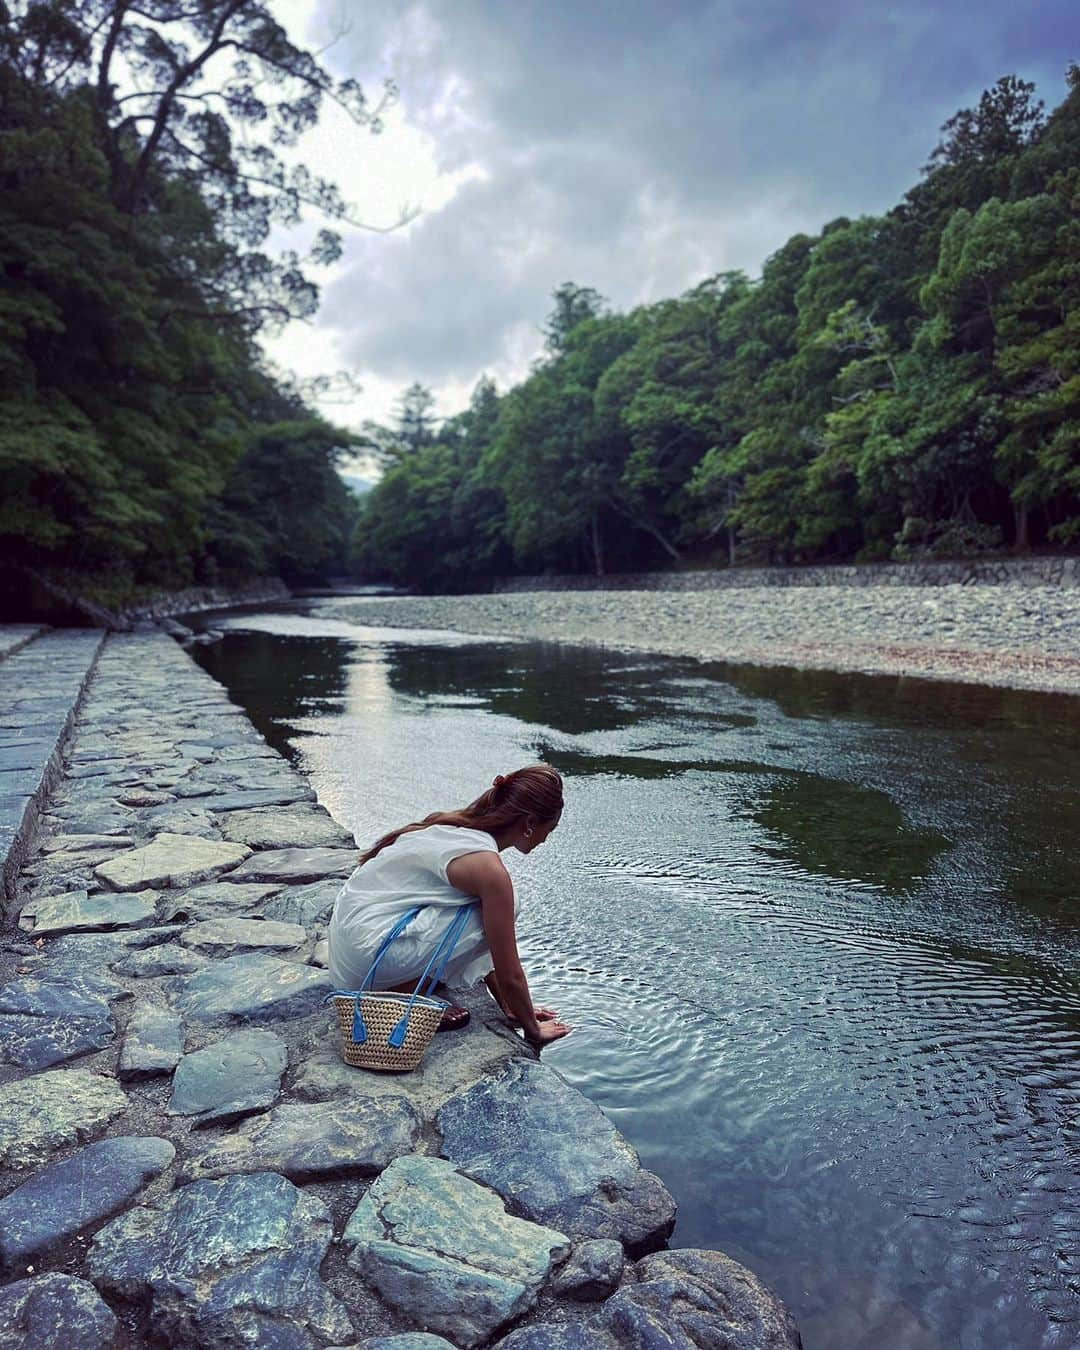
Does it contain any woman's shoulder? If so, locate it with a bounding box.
[423,822,497,849]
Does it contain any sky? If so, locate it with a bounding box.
[263,0,1078,453]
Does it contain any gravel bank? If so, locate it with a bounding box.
[330,585,1080,695]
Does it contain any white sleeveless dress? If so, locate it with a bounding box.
[327,824,510,992]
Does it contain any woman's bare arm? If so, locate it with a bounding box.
[445,851,570,1043]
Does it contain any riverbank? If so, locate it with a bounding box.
[0,626,802,1348]
[328,584,1080,695]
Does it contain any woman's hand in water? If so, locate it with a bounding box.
[528,1018,572,1044]
[534,1006,559,1022]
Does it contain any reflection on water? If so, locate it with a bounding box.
[190,598,1080,1350]
[749,774,952,893]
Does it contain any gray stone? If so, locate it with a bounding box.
[182,1095,419,1181]
[157,880,282,922]
[550,1240,625,1301]
[116,787,175,807]
[223,846,356,884]
[0,1070,129,1168]
[494,1325,606,1350]
[365,1338,458,1350]
[168,1029,287,1127]
[94,831,250,890]
[495,1250,804,1350]
[293,1002,521,1124]
[50,803,135,836]
[86,1171,350,1345]
[22,863,98,897]
[179,916,307,956]
[40,832,135,854]
[43,925,175,970]
[603,1249,803,1349]
[0,967,122,1070]
[172,953,333,1026]
[119,1003,185,1079]
[112,943,211,977]
[437,1059,676,1253]
[344,1155,569,1348]
[0,1273,118,1349]
[261,879,342,929]
[196,787,316,811]
[217,807,354,850]
[140,803,221,838]
[19,888,158,936]
[0,1136,175,1269]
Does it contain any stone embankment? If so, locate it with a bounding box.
[333,582,1080,695]
[0,626,802,1348]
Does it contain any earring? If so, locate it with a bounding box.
[524,826,533,838]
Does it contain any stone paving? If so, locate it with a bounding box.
[0,628,106,900]
[0,627,802,1348]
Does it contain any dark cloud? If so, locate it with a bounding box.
[313,0,1078,400]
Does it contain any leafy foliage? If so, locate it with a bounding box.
[354,69,1080,587]
[1,0,372,603]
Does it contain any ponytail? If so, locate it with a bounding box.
[357,764,563,865]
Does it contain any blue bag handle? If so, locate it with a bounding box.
[325,902,478,1050]
[386,903,478,1049]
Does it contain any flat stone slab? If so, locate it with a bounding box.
[217,807,354,849]
[260,878,341,929]
[0,1136,175,1269]
[182,1096,420,1182]
[294,1005,521,1124]
[0,967,122,1070]
[0,1273,118,1349]
[437,1059,676,1253]
[119,1003,185,1079]
[168,1029,287,1127]
[94,832,251,890]
[41,833,135,854]
[223,846,356,884]
[86,1171,350,1345]
[195,786,316,811]
[19,888,158,936]
[344,1154,570,1347]
[0,1069,129,1168]
[179,916,307,956]
[112,942,211,977]
[172,953,333,1026]
[157,880,282,923]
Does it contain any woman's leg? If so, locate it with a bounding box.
[384,977,470,1031]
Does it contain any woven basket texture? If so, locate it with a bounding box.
[331,991,444,1072]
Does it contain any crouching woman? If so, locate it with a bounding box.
[327,764,571,1045]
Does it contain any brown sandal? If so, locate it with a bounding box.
[438,1005,471,1032]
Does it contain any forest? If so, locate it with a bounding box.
[2,3,1078,603]
[356,70,1080,589]
[0,0,367,609]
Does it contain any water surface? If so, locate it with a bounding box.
[191,596,1080,1350]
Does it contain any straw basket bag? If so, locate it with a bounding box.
[325,902,477,1072]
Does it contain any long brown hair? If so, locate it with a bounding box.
[357,764,564,865]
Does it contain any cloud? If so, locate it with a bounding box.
[266,0,1078,427]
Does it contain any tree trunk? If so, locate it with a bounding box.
[728,526,736,566]
[591,514,605,577]
[1014,502,1030,552]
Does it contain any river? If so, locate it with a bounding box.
[189,594,1080,1350]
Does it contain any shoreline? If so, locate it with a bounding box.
[0,627,803,1348]
[325,585,1080,697]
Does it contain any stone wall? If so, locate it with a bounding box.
[492,555,1080,593]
